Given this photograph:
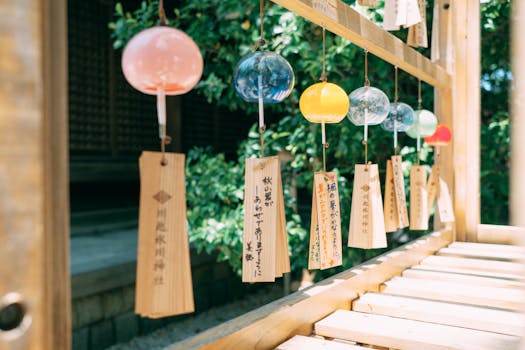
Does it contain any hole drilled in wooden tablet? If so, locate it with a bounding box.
[443,3,450,10]
[0,302,25,332]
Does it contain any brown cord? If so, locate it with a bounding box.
[158,0,167,25]
[362,140,368,165]
[364,49,370,87]
[320,27,327,82]
[259,125,266,158]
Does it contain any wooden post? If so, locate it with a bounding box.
[510,0,525,228]
[0,0,70,349]
[435,0,480,241]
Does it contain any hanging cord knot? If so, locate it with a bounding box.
[160,135,172,166]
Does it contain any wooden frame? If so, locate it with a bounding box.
[167,230,452,350]
[0,0,70,349]
[271,0,451,89]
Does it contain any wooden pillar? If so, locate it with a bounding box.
[436,0,480,241]
[510,0,525,228]
[0,0,70,349]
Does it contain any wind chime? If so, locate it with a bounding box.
[300,28,347,270]
[121,0,203,318]
[425,124,455,223]
[347,50,389,249]
[406,80,437,230]
[233,0,293,283]
[381,67,414,233]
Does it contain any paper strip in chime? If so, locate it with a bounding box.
[426,164,439,213]
[409,165,429,230]
[349,164,387,249]
[242,156,290,282]
[407,0,428,48]
[358,0,378,7]
[383,0,422,31]
[308,172,343,270]
[437,177,455,223]
[135,152,194,318]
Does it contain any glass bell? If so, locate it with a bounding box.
[347,86,390,126]
[381,102,415,132]
[233,51,294,103]
[406,109,438,138]
[299,82,349,124]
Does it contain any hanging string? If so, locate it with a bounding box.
[416,79,422,165]
[255,0,266,157]
[393,66,399,155]
[320,27,327,82]
[322,122,327,172]
[160,135,172,166]
[363,49,369,166]
[158,0,167,25]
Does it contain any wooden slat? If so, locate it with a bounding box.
[353,292,525,336]
[421,255,524,274]
[411,264,524,280]
[437,247,525,262]
[167,230,452,350]
[276,335,368,350]
[402,268,525,290]
[449,241,525,254]
[477,224,525,245]
[315,310,519,350]
[269,0,451,89]
[0,1,70,349]
[381,277,524,310]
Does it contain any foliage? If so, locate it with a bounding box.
[110,0,511,276]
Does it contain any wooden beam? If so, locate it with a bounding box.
[0,0,70,349]
[353,292,525,336]
[477,224,525,246]
[315,310,520,350]
[436,247,525,262]
[411,263,524,280]
[511,0,525,228]
[420,255,523,275]
[452,0,481,240]
[167,230,452,350]
[269,0,451,89]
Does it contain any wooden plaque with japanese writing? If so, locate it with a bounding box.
[383,160,399,232]
[243,157,279,282]
[348,164,387,249]
[275,162,291,277]
[308,185,321,270]
[314,172,343,269]
[426,165,439,215]
[409,165,429,230]
[391,155,409,228]
[437,177,456,223]
[407,0,428,48]
[135,151,194,319]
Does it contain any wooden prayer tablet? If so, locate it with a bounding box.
[437,177,455,223]
[242,156,289,282]
[357,0,378,7]
[135,151,194,318]
[383,159,399,232]
[348,164,387,249]
[391,155,409,228]
[407,0,428,48]
[308,171,342,270]
[426,165,439,216]
[409,165,429,230]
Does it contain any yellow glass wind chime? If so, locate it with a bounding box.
[300,28,348,270]
[381,66,414,233]
[121,0,202,318]
[347,50,390,249]
[233,0,293,283]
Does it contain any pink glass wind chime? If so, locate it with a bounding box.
[121,0,203,318]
